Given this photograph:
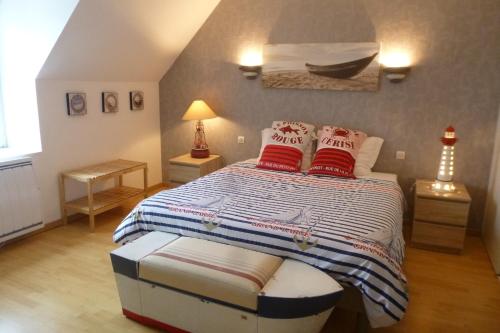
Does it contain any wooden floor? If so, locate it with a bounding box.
[1,201,500,332]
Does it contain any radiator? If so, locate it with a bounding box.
[0,157,43,243]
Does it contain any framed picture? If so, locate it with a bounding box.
[66,92,87,116]
[262,43,380,91]
[129,91,144,111]
[102,91,119,113]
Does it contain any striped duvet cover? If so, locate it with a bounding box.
[113,161,408,328]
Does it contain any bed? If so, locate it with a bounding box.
[113,159,408,328]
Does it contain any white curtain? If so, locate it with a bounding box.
[0,114,5,148]
[0,83,6,148]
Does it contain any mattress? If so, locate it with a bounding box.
[360,172,398,183]
[246,158,398,183]
[113,161,407,328]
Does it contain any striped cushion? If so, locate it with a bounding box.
[257,144,303,172]
[309,126,367,178]
[139,237,283,310]
[257,121,315,173]
[308,148,356,178]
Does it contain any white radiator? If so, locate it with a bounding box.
[0,157,43,243]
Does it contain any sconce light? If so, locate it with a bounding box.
[239,65,262,79]
[381,51,412,83]
[383,66,411,83]
[238,48,263,79]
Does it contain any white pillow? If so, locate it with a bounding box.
[259,128,315,170]
[354,137,384,176]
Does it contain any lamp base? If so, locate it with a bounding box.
[432,180,456,192]
[191,148,210,158]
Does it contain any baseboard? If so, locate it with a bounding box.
[148,183,168,191]
[466,228,481,236]
[1,183,167,247]
[1,219,64,247]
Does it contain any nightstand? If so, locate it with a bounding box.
[411,179,471,253]
[168,154,222,185]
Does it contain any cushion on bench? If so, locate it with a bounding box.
[139,237,283,310]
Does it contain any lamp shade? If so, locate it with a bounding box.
[182,100,217,121]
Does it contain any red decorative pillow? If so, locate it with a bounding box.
[257,121,315,172]
[308,126,367,178]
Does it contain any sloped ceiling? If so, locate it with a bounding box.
[38,0,220,81]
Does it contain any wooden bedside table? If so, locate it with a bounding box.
[411,179,471,253]
[168,154,222,185]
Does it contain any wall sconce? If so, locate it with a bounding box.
[381,51,412,83]
[238,48,262,79]
[383,66,411,83]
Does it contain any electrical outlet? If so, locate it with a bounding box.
[237,136,245,144]
[396,151,406,160]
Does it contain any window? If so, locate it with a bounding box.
[0,0,78,158]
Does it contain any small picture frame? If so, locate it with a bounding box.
[66,92,87,116]
[129,91,144,111]
[102,91,119,113]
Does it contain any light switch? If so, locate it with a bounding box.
[396,151,406,160]
[237,136,245,144]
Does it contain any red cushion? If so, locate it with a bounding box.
[308,148,356,178]
[308,126,367,178]
[257,144,303,172]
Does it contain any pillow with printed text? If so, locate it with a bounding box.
[308,126,367,178]
[257,121,315,172]
[259,128,316,171]
[317,130,384,177]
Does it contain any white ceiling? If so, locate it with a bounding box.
[38,0,220,81]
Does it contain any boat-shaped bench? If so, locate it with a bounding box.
[110,231,344,333]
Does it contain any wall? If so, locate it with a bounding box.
[483,105,500,274]
[27,0,221,225]
[159,0,500,232]
[37,0,220,81]
[34,80,162,224]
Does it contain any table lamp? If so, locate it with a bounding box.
[432,126,458,192]
[182,100,217,158]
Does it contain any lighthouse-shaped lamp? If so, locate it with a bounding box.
[432,126,457,192]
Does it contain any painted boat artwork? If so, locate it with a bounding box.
[305,53,378,79]
[262,43,380,91]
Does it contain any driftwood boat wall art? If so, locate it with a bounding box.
[262,43,380,91]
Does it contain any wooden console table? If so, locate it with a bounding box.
[59,159,148,232]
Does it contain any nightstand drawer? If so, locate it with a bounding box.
[412,220,466,251]
[168,154,222,185]
[414,198,469,226]
[168,164,200,183]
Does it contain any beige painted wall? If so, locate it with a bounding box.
[34,80,162,224]
[159,0,500,232]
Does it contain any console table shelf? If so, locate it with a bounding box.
[59,159,148,232]
[65,186,144,214]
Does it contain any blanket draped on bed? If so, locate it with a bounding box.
[113,161,408,328]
